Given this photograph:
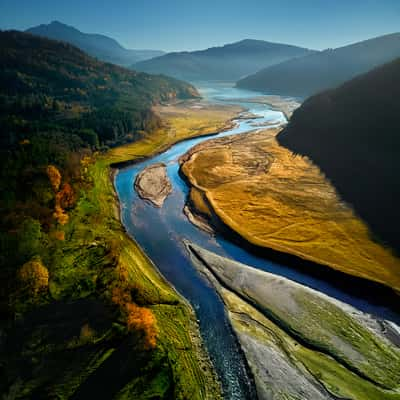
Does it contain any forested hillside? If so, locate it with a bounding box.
[0,28,197,302]
[0,30,208,398]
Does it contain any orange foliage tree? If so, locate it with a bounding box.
[53,205,69,225]
[18,258,49,297]
[51,230,65,241]
[47,166,76,225]
[79,323,96,343]
[46,165,61,192]
[126,302,157,349]
[56,182,76,209]
[111,285,157,349]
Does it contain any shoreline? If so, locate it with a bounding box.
[109,118,239,170]
[109,177,222,397]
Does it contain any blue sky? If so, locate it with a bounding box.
[1,0,399,51]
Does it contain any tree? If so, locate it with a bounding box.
[46,165,61,192]
[56,183,76,209]
[18,258,49,297]
[53,205,69,225]
[125,302,157,349]
[111,286,157,349]
[18,218,42,261]
[78,129,99,148]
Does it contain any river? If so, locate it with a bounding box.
[114,82,400,399]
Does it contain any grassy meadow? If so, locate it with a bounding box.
[180,129,400,292]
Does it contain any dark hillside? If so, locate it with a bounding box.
[278,58,400,252]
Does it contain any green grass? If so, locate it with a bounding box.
[224,288,400,400]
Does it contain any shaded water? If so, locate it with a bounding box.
[115,83,400,399]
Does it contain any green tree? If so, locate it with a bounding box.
[18,218,42,261]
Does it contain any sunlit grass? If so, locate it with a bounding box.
[181,129,400,291]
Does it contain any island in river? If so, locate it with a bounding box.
[135,163,172,207]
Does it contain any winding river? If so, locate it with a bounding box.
[115,83,400,399]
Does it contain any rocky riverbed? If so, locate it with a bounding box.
[185,242,400,400]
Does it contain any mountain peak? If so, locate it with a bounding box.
[50,20,66,26]
[47,20,77,31]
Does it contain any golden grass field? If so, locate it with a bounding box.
[180,129,400,291]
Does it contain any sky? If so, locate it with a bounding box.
[1,0,399,51]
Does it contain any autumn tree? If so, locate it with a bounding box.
[111,285,157,349]
[56,182,76,209]
[79,323,96,343]
[125,303,157,349]
[46,166,75,225]
[46,165,61,192]
[53,205,69,225]
[18,258,49,297]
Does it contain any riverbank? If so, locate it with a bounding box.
[185,242,400,400]
[106,100,242,170]
[91,154,221,399]
[179,129,400,293]
[96,101,244,398]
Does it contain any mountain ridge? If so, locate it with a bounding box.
[134,39,316,81]
[237,32,400,96]
[26,20,165,66]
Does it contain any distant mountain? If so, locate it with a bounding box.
[134,39,316,82]
[26,21,165,66]
[237,33,400,97]
[277,57,400,252]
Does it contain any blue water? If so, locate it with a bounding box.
[115,82,400,399]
